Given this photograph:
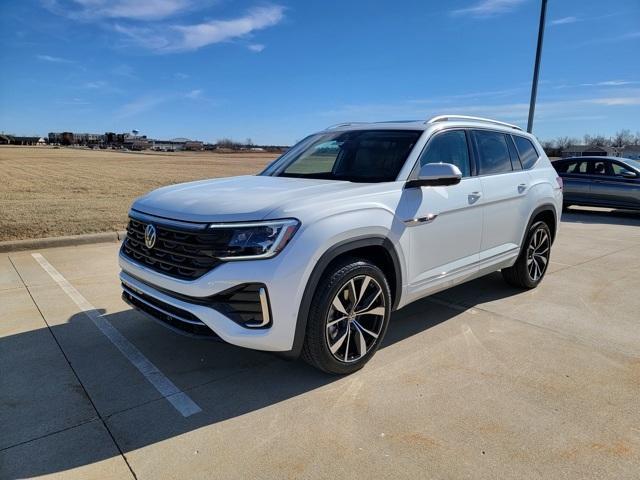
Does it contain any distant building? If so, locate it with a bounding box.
[46,131,207,151]
[561,145,616,158]
[123,134,150,151]
[0,135,40,145]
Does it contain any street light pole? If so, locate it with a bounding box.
[527,0,548,133]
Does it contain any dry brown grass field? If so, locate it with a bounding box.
[0,146,277,241]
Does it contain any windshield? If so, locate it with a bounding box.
[262,129,422,182]
[624,158,640,171]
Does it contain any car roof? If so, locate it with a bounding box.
[322,115,533,138]
[558,156,632,162]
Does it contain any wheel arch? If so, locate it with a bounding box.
[525,203,558,245]
[281,235,402,359]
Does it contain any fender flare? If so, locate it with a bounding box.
[524,203,558,246]
[280,235,402,359]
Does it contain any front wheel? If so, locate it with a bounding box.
[301,258,391,374]
[502,220,552,289]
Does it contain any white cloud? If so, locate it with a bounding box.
[115,89,215,117]
[174,72,189,79]
[451,0,525,18]
[578,31,640,47]
[588,97,640,106]
[36,54,74,63]
[319,91,640,127]
[114,5,284,52]
[550,16,578,26]
[580,80,637,87]
[248,43,265,53]
[184,89,202,99]
[56,97,91,106]
[47,0,192,21]
[409,87,522,104]
[172,6,284,52]
[111,64,137,79]
[116,95,167,118]
[84,80,108,89]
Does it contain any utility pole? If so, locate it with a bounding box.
[527,0,548,133]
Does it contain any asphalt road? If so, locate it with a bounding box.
[1,207,639,479]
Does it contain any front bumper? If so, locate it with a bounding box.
[119,244,309,352]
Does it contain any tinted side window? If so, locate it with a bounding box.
[474,130,512,175]
[589,160,612,176]
[554,162,569,173]
[611,162,634,176]
[506,135,523,170]
[513,136,539,169]
[419,130,470,177]
[566,161,587,174]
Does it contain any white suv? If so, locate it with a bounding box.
[120,115,562,374]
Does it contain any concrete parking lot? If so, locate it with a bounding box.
[1,207,639,479]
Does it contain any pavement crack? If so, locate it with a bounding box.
[0,418,99,452]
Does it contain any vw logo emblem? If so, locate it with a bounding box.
[144,224,157,249]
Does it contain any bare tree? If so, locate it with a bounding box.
[540,139,554,150]
[583,134,609,146]
[611,129,634,148]
[217,137,241,149]
[555,136,575,149]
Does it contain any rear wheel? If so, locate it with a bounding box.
[301,258,391,374]
[502,220,551,289]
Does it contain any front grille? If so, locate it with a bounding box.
[122,285,217,337]
[122,276,271,330]
[122,216,227,280]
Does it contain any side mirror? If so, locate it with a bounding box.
[406,163,462,188]
[620,170,637,179]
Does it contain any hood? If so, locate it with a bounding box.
[131,175,365,223]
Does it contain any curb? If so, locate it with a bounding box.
[0,231,127,253]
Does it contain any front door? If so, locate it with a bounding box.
[397,129,483,292]
[589,159,640,208]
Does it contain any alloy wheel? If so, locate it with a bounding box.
[526,228,550,281]
[325,275,386,363]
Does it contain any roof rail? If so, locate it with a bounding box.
[426,115,523,131]
[324,122,367,130]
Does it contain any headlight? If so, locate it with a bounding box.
[207,219,300,260]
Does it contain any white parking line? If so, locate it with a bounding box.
[32,252,202,417]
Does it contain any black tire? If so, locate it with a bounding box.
[502,220,552,289]
[301,257,392,375]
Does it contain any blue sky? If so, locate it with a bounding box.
[0,0,638,144]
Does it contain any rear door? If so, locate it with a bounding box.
[555,159,591,203]
[472,130,532,260]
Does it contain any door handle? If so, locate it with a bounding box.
[468,191,482,203]
[517,183,527,193]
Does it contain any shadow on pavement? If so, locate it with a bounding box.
[2,276,522,478]
[561,207,640,226]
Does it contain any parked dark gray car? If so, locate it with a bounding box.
[553,156,640,210]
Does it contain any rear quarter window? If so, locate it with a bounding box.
[513,136,539,169]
